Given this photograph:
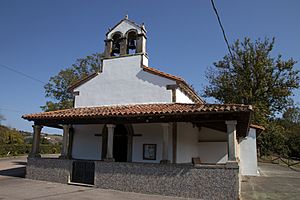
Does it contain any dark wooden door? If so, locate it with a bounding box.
[113,125,128,162]
[71,161,95,185]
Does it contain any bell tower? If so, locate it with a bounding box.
[103,15,147,58]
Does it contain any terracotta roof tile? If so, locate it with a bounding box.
[142,66,184,82]
[249,124,265,131]
[22,103,253,121]
[142,66,204,103]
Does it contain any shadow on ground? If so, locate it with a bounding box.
[0,167,26,178]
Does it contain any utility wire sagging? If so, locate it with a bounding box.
[0,63,47,85]
[210,0,233,59]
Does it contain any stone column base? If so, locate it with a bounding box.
[28,154,41,158]
[59,155,70,159]
[160,160,171,164]
[104,158,115,162]
[226,160,239,169]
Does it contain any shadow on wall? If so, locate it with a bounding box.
[136,70,173,87]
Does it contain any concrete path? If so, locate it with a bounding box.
[241,162,300,200]
[0,177,193,200]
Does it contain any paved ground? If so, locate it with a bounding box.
[241,162,300,200]
[0,156,299,200]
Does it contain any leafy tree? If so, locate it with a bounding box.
[41,53,103,111]
[282,106,300,124]
[257,121,289,156]
[204,37,300,124]
[279,106,300,158]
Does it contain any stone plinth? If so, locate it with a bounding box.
[26,158,239,200]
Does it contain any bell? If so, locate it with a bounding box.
[128,39,136,50]
[112,42,120,54]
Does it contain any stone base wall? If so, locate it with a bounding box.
[26,158,239,200]
[26,157,72,183]
[94,162,239,200]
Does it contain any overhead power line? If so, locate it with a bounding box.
[210,0,234,59]
[0,63,47,85]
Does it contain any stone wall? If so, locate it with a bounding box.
[26,157,72,183]
[26,158,239,200]
[94,162,239,200]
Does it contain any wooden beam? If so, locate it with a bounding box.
[172,122,177,163]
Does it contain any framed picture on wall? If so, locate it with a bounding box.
[143,144,157,160]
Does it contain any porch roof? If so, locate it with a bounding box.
[22,103,253,136]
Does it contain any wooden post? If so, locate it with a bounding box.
[172,122,177,163]
[106,124,115,161]
[161,123,170,164]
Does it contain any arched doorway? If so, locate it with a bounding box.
[101,124,133,162]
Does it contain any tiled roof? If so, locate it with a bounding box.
[22,103,253,121]
[142,66,184,82]
[249,124,265,131]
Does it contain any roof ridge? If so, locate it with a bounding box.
[142,65,204,103]
[142,65,184,82]
[67,72,99,92]
[106,17,143,36]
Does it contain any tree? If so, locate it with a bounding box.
[278,106,300,158]
[204,37,300,124]
[282,106,300,124]
[41,53,103,111]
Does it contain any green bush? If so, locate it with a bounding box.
[0,144,61,157]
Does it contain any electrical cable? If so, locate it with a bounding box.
[0,63,47,85]
[210,0,234,59]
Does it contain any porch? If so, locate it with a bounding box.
[22,103,253,199]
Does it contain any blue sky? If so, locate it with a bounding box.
[0,0,299,134]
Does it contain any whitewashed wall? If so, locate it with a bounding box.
[198,142,228,163]
[132,123,172,163]
[177,124,228,164]
[175,89,194,103]
[177,122,200,163]
[239,128,258,176]
[74,55,175,107]
[72,124,104,160]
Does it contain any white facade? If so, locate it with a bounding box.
[239,128,258,176]
[68,18,258,177]
[72,124,104,160]
[74,54,195,107]
[176,89,194,103]
[74,55,176,107]
[177,123,228,164]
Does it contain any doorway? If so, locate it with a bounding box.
[101,124,133,162]
[113,125,128,162]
